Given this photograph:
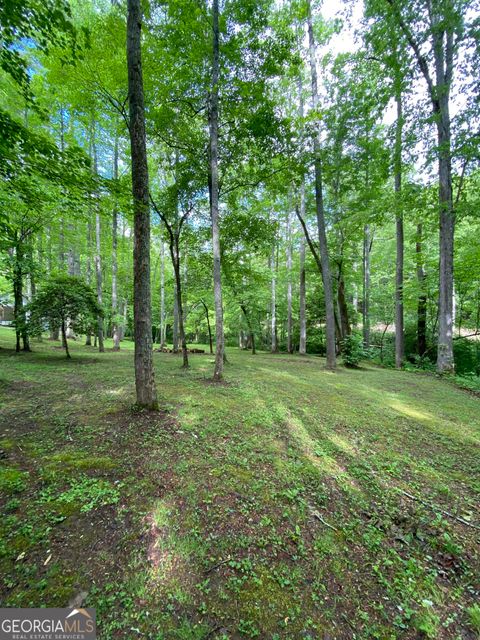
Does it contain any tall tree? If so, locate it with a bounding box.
[126,0,158,409]
[209,0,225,381]
[112,135,120,351]
[384,0,464,372]
[394,79,404,368]
[306,0,336,368]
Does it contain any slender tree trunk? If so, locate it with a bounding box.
[61,320,71,359]
[416,223,427,357]
[394,85,404,368]
[47,225,59,340]
[209,0,224,380]
[126,0,158,409]
[112,135,120,350]
[241,305,255,355]
[160,239,166,346]
[306,0,336,368]
[270,242,277,353]
[286,209,293,354]
[201,300,213,354]
[94,204,105,352]
[363,226,371,349]
[170,238,188,368]
[298,78,307,356]
[85,218,93,346]
[299,231,307,355]
[12,244,30,352]
[172,284,179,352]
[337,268,350,340]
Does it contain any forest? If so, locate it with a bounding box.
[0,0,479,638]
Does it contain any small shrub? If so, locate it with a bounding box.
[467,604,480,634]
[56,478,122,513]
[0,468,29,494]
[341,333,365,368]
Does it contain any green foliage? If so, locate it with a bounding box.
[341,333,365,368]
[56,477,121,513]
[27,275,102,343]
[0,468,29,495]
[467,604,480,635]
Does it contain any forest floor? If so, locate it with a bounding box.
[0,327,479,640]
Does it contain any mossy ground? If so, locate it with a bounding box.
[0,327,479,639]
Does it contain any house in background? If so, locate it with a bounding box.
[0,303,14,326]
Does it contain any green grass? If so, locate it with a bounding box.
[0,327,479,639]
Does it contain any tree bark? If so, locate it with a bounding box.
[436,91,454,371]
[337,267,351,340]
[416,223,427,357]
[394,84,404,368]
[160,239,166,347]
[126,0,158,409]
[94,203,105,352]
[200,299,213,354]
[270,240,277,353]
[297,77,307,356]
[61,320,71,359]
[13,243,30,352]
[286,209,293,354]
[112,134,120,351]
[172,283,179,352]
[169,236,188,368]
[306,0,336,368]
[240,304,255,355]
[85,218,93,346]
[209,0,224,380]
[363,225,371,349]
[299,237,307,355]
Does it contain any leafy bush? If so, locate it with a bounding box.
[56,478,121,513]
[341,333,365,368]
[0,468,29,494]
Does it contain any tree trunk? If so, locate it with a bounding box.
[306,0,336,369]
[61,320,71,359]
[299,231,307,355]
[160,239,166,347]
[270,241,277,353]
[126,0,158,409]
[388,1,455,371]
[12,244,30,352]
[112,135,120,350]
[240,304,255,355]
[47,225,59,341]
[436,100,454,371]
[203,301,213,355]
[170,237,188,368]
[209,0,224,380]
[363,225,371,349]
[298,78,307,356]
[95,207,105,352]
[416,223,427,357]
[172,284,179,352]
[85,218,93,346]
[286,209,293,354]
[394,85,404,368]
[337,269,351,340]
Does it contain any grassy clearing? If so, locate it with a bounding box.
[0,326,479,639]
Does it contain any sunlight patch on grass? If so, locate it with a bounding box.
[388,400,434,422]
[285,410,357,486]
